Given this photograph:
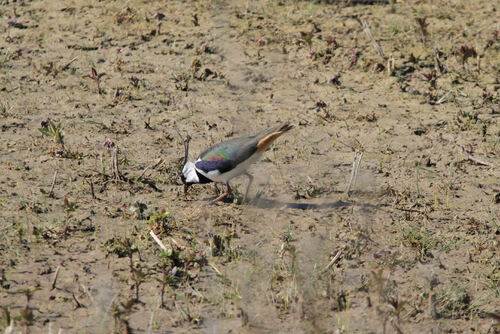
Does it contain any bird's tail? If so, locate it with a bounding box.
[256,122,293,152]
[275,122,293,133]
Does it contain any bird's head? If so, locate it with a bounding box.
[181,161,199,194]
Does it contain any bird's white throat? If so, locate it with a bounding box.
[182,161,199,183]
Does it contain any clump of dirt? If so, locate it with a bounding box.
[0,0,498,333]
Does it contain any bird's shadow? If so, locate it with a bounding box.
[248,197,357,210]
[210,195,382,210]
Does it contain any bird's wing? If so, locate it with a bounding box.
[194,122,293,175]
[195,136,257,175]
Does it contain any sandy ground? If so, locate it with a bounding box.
[0,0,499,333]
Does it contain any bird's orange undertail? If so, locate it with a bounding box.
[256,122,293,153]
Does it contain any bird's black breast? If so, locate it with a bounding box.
[195,170,213,184]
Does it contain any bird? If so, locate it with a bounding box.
[180,122,293,203]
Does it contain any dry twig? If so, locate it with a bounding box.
[51,266,61,290]
[345,151,364,196]
[209,262,223,276]
[387,54,395,75]
[435,89,454,105]
[0,223,13,232]
[149,230,168,252]
[61,56,79,72]
[111,147,123,181]
[361,19,385,59]
[88,180,97,200]
[322,250,342,274]
[48,170,58,198]
[459,145,493,167]
[137,167,149,180]
[80,284,94,304]
[147,295,161,334]
[72,292,84,309]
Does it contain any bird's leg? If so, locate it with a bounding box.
[211,183,231,204]
[243,172,254,203]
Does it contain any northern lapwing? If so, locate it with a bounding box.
[180,122,293,203]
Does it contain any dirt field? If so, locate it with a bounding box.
[0,0,499,333]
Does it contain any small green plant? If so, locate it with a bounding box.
[89,67,105,94]
[148,209,173,235]
[104,237,146,302]
[38,119,63,145]
[455,109,479,131]
[208,230,240,262]
[437,285,473,319]
[400,226,437,260]
[111,300,133,334]
[131,263,148,302]
[38,119,75,157]
[422,70,437,90]
[459,45,477,70]
[104,237,138,265]
[390,25,400,36]
[63,197,78,214]
[270,227,300,313]
[0,101,11,116]
[1,306,12,329]
[42,62,58,77]
[368,269,407,332]
[0,269,10,290]
[175,294,203,325]
[155,252,180,308]
[62,197,78,237]
[299,29,314,55]
[482,265,500,297]
[15,288,38,331]
[172,72,189,91]
[129,200,147,220]
[415,17,428,43]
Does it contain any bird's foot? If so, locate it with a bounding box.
[210,192,230,205]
